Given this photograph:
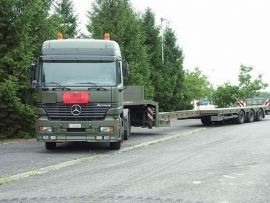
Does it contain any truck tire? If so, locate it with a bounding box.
[110,141,121,150]
[201,116,212,125]
[255,109,263,121]
[236,110,245,124]
[110,124,123,150]
[124,119,131,140]
[45,142,56,150]
[246,110,254,123]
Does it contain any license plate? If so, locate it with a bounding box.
[69,124,81,128]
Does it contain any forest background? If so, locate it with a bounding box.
[0,0,268,139]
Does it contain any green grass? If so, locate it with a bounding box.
[1,174,11,178]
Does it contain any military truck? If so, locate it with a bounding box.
[30,34,170,150]
[30,34,268,151]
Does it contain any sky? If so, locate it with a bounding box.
[72,0,270,90]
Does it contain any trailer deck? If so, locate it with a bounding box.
[123,86,267,128]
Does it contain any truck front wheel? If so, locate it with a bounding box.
[110,141,121,150]
[201,116,212,125]
[45,142,56,150]
[110,125,123,150]
[124,122,130,140]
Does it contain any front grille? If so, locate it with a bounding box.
[37,102,117,121]
[67,128,85,132]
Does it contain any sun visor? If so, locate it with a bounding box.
[40,55,116,61]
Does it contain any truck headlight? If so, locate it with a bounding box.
[39,126,52,132]
[100,127,114,132]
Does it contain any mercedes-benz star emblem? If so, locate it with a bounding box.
[71,104,82,116]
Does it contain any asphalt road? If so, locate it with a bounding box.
[0,117,270,203]
[0,119,205,178]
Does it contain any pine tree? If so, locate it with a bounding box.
[157,26,187,111]
[87,0,154,99]
[53,0,79,38]
[0,0,56,139]
[141,8,164,102]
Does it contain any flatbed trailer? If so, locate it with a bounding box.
[176,106,265,125]
[124,86,267,128]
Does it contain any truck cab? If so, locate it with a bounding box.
[30,34,129,150]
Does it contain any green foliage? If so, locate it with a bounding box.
[184,67,210,101]
[141,8,161,68]
[211,65,268,108]
[53,0,79,38]
[238,65,268,100]
[212,83,239,108]
[157,27,187,111]
[87,1,190,111]
[259,91,270,99]
[87,0,154,99]
[0,76,35,139]
[0,0,55,139]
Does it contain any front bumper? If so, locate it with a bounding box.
[36,117,121,143]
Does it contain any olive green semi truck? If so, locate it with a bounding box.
[30,34,268,151]
[30,34,170,150]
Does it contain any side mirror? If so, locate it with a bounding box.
[30,63,37,89]
[122,61,129,77]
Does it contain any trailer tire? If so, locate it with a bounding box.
[45,142,56,150]
[246,110,254,123]
[201,117,212,125]
[255,109,263,121]
[236,110,245,124]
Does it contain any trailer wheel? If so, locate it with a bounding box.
[236,110,245,124]
[201,117,212,125]
[255,109,263,121]
[45,142,56,150]
[246,110,254,123]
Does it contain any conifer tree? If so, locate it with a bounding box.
[87,0,154,99]
[53,0,79,38]
[0,0,56,139]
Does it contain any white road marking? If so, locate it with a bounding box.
[0,127,208,184]
[223,175,236,179]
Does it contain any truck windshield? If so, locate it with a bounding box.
[40,61,117,86]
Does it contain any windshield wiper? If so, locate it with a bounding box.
[75,82,108,91]
[40,82,70,91]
